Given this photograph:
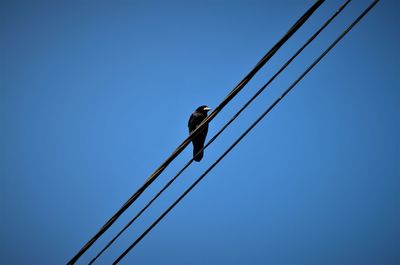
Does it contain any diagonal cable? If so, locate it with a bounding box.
[67,1,325,263]
[88,1,351,263]
[113,1,380,263]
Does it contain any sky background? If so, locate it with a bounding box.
[1,0,399,264]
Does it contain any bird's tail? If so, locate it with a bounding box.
[193,146,204,162]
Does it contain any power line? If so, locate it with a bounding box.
[67,1,324,263]
[88,1,351,263]
[113,1,380,263]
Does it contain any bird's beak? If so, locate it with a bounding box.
[204,107,211,111]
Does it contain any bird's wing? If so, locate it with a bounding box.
[188,113,197,133]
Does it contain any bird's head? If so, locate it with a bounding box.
[196,105,212,114]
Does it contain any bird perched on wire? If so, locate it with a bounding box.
[188,105,211,162]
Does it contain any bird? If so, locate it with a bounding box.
[188,105,211,162]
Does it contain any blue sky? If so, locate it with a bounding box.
[1,0,399,264]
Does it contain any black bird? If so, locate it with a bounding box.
[188,105,211,162]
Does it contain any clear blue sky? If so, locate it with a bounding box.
[1,1,399,264]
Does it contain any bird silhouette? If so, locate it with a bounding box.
[188,105,211,162]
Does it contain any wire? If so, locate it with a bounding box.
[88,1,351,263]
[67,2,325,264]
[113,1,380,263]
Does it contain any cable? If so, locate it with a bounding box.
[113,1,380,263]
[67,2,324,264]
[88,1,351,263]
